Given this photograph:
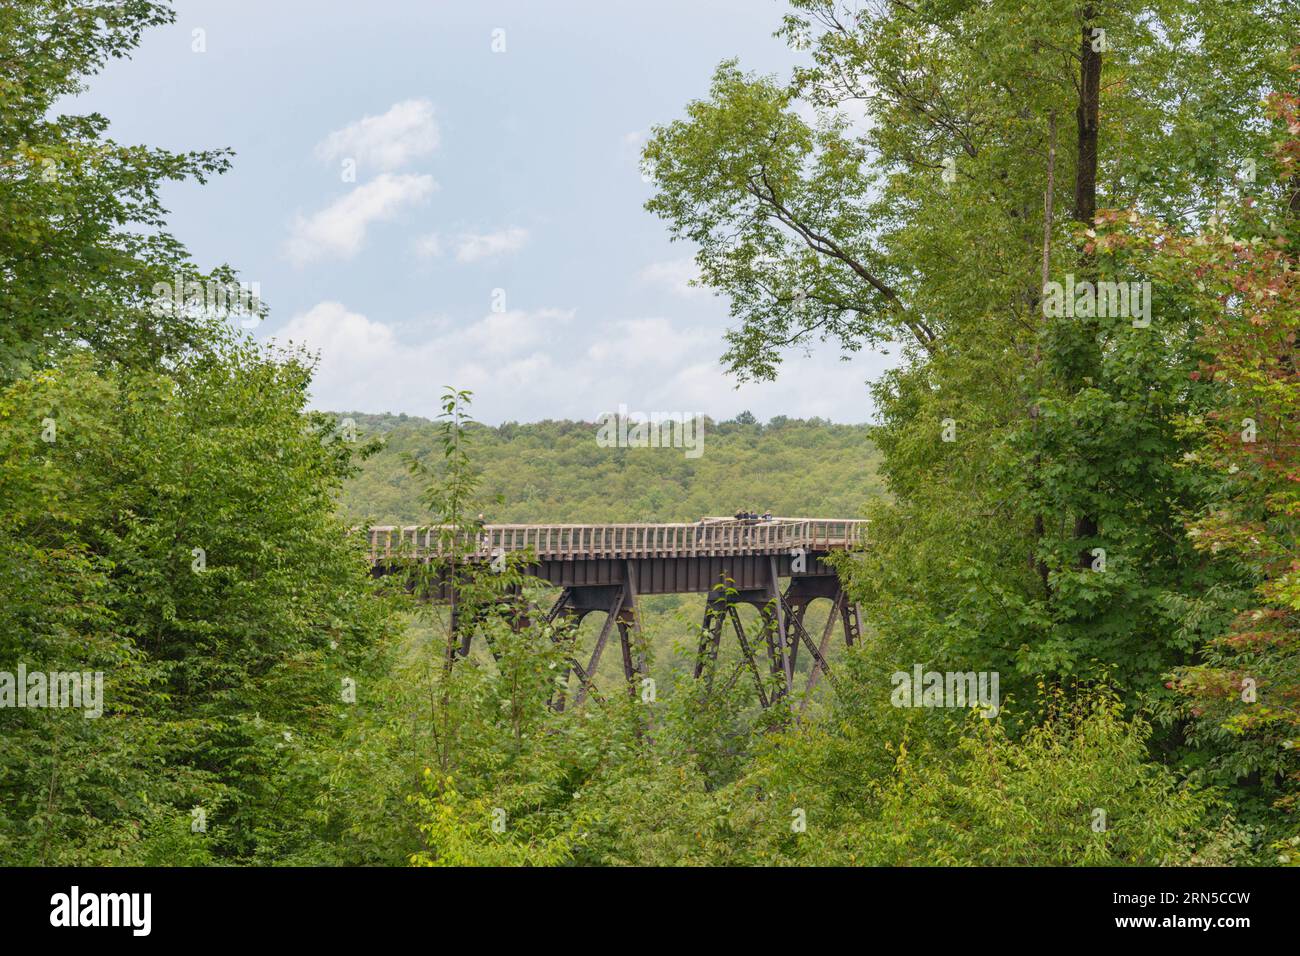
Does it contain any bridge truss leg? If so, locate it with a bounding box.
[544,577,643,712]
[768,558,793,700]
[728,605,769,708]
[786,580,863,714]
[545,588,573,625]
[840,596,862,647]
[785,599,810,675]
[693,584,730,685]
[797,597,842,714]
[689,573,862,711]
[618,561,647,695]
[571,588,624,709]
[690,582,788,707]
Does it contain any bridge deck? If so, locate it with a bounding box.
[367,517,867,563]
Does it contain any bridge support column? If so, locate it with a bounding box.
[840,596,862,647]
[544,576,644,711]
[694,584,730,685]
[694,583,774,705]
[571,587,627,709]
[691,577,788,707]
[619,561,647,694]
[689,573,863,711]
[796,601,841,711]
[784,577,863,714]
[728,604,770,708]
[768,558,793,701]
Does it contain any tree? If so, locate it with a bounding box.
[0,344,392,862]
[0,0,251,377]
[1127,68,1300,850]
[643,0,1291,711]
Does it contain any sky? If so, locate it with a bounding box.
[68,0,898,425]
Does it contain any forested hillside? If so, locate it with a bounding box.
[336,412,886,525]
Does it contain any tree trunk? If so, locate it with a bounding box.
[1073,14,1101,225]
[1072,8,1102,569]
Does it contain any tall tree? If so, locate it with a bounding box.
[1140,71,1300,843]
[644,0,1291,700]
[0,0,250,377]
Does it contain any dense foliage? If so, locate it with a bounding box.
[640,0,1298,860]
[0,1,387,865]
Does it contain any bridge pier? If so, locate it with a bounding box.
[691,572,860,709]
[543,568,648,711]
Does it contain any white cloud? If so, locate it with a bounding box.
[272,303,578,417]
[315,99,440,172]
[270,302,884,425]
[585,317,711,366]
[286,173,436,265]
[454,227,530,263]
[412,232,442,259]
[413,227,532,264]
[275,301,398,376]
[464,308,574,354]
[638,258,705,298]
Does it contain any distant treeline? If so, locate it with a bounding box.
[335,412,887,526]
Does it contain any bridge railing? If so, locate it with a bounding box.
[366,519,867,562]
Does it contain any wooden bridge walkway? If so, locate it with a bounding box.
[366,517,868,563]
